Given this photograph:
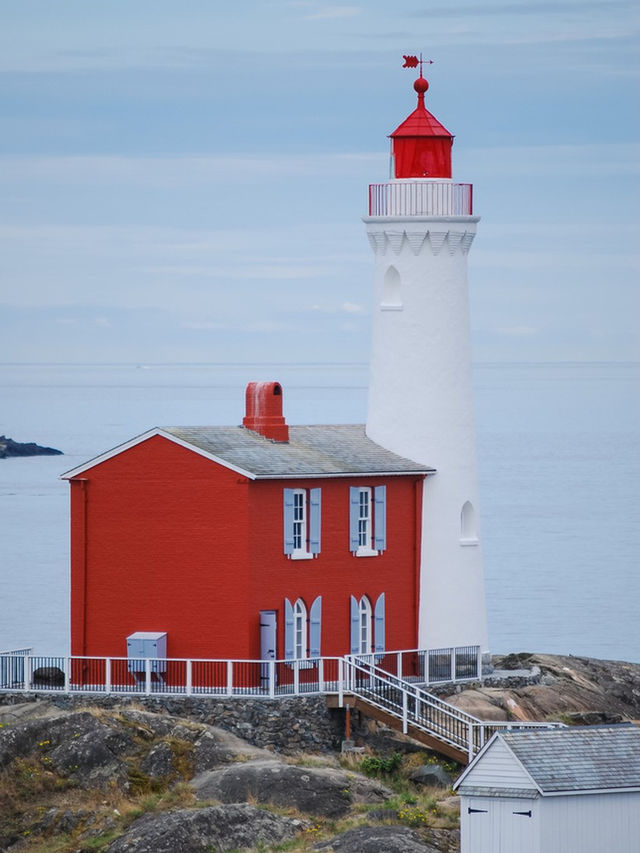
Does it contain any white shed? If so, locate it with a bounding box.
[454,725,640,853]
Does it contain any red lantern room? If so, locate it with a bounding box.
[390,75,453,179]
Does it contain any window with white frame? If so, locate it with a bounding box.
[293,491,306,552]
[284,488,321,559]
[284,596,322,661]
[358,488,372,549]
[294,598,307,658]
[350,593,386,656]
[349,485,386,556]
[359,596,372,653]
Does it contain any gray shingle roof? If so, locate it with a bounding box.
[501,725,640,793]
[162,424,433,478]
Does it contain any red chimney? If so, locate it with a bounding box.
[242,381,289,442]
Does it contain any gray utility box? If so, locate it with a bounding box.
[126,631,167,675]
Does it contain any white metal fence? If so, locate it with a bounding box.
[0,645,481,699]
[0,652,346,700]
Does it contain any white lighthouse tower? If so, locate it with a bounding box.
[364,69,489,659]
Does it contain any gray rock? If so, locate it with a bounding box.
[0,711,131,770]
[409,763,452,788]
[314,825,441,852]
[105,803,304,853]
[192,758,389,817]
[34,807,94,837]
[116,708,176,739]
[139,741,177,779]
[32,667,65,687]
[45,713,134,790]
[192,726,271,772]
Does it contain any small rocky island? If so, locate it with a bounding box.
[0,436,63,458]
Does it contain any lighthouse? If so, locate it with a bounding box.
[364,69,489,659]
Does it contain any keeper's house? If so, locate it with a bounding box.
[62,381,431,662]
[454,725,640,853]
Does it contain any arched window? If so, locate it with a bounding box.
[359,596,372,654]
[294,599,307,659]
[460,501,478,544]
[382,265,402,308]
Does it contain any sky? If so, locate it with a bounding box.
[1,0,638,364]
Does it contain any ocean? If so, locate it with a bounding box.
[1,361,638,662]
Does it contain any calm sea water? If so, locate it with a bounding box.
[1,362,638,661]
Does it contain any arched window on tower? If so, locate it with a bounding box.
[460,501,479,545]
[381,265,402,310]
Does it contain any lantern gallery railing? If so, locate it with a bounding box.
[368,181,473,217]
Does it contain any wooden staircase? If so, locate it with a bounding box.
[327,693,470,764]
[330,658,564,765]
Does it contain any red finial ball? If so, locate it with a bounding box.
[414,76,429,94]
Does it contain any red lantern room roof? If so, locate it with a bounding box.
[390,76,453,139]
[389,75,454,179]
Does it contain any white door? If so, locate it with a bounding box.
[462,796,538,853]
[260,610,277,687]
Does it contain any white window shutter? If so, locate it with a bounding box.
[350,595,360,655]
[309,488,321,554]
[374,593,386,653]
[374,485,387,552]
[309,595,322,657]
[283,489,295,555]
[349,487,360,551]
[284,597,294,659]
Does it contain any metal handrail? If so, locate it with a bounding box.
[345,657,564,761]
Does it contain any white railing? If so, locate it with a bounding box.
[351,645,482,685]
[0,653,345,699]
[345,657,565,762]
[368,181,473,216]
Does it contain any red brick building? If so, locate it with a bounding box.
[63,382,431,662]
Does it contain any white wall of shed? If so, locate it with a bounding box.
[460,795,539,853]
[539,791,640,853]
[458,737,534,790]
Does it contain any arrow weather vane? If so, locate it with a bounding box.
[402,53,434,76]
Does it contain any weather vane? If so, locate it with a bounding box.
[402,53,434,76]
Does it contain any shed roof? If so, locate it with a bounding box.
[457,725,640,796]
[501,726,640,793]
[61,424,434,480]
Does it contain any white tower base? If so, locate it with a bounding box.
[364,207,489,656]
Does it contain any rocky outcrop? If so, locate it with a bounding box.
[192,758,390,817]
[0,693,344,755]
[0,701,458,852]
[0,436,62,458]
[444,653,640,723]
[315,825,442,853]
[105,803,305,853]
